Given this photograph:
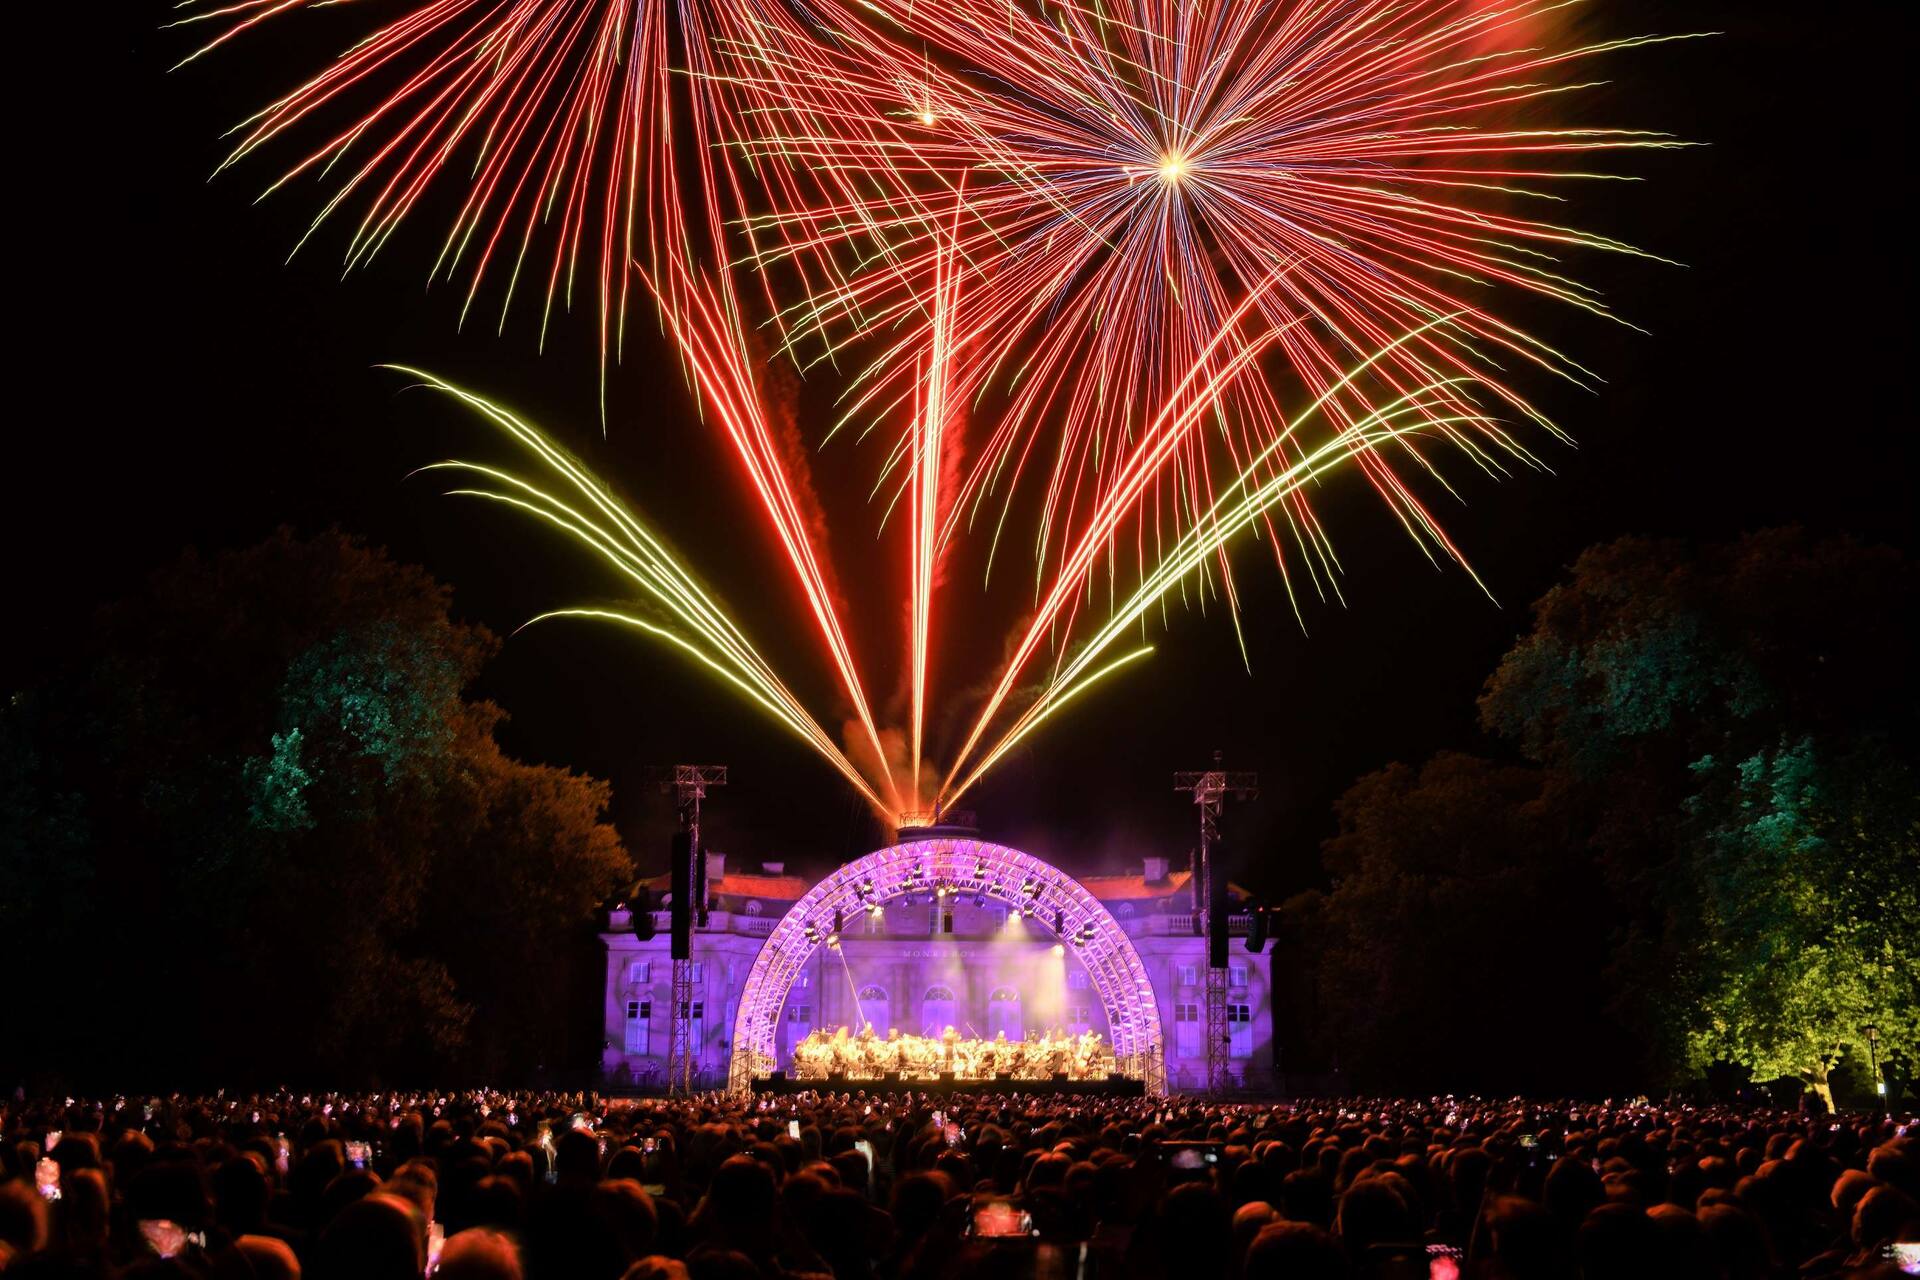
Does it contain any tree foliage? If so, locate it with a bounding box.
[1681,738,1918,1102]
[1292,753,1622,1094]
[1292,529,1916,1097]
[1474,528,1917,1095]
[0,529,631,1087]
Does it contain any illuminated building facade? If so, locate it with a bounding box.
[600,838,1275,1093]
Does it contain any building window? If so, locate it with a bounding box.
[626,960,651,986]
[688,962,705,983]
[941,909,955,934]
[1174,1002,1200,1059]
[987,987,1022,1041]
[786,1003,811,1056]
[675,998,704,1050]
[1177,964,1198,988]
[1229,964,1248,989]
[1068,1006,1094,1033]
[625,1000,652,1054]
[1068,968,1090,990]
[857,985,890,1036]
[1228,1003,1252,1059]
[922,986,956,1037]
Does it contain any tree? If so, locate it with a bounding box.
[1478,528,1918,1096]
[0,529,631,1086]
[1680,738,1918,1109]
[1300,753,1624,1095]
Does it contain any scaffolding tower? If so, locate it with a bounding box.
[1174,752,1257,1095]
[648,764,727,1094]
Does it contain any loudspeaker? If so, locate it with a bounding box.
[670,830,694,960]
[1207,836,1230,969]
[631,886,656,941]
[1245,905,1270,953]
[693,831,710,928]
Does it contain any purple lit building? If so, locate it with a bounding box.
[600,836,1275,1094]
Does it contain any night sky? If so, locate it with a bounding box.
[36,1,1911,900]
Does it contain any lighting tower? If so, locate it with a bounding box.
[1174,751,1257,1095]
[647,764,727,1093]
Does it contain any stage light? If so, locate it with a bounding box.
[826,934,841,949]
[867,902,883,916]
[1051,943,1065,957]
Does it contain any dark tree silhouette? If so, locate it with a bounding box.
[1,528,631,1087]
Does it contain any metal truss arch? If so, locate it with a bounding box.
[726,838,1166,1095]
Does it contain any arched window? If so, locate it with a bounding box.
[987,987,1022,1041]
[744,899,764,916]
[921,986,956,1037]
[857,985,890,1035]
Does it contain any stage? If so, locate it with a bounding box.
[750,1074,1147,1098]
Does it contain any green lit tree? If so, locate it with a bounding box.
[1478,528,1918,1095]
[1681,738,1918,1109]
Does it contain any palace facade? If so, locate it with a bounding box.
[600,845,1275,1093]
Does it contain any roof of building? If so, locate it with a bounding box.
[635,869,811,903]
[1076,870,1192,899]
[629,859,1243,908]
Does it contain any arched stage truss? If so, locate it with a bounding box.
[726,838,1167,1095]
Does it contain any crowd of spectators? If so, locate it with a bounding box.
[3,1089,1915,1279]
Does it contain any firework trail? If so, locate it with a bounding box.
[391,365,894,812]
[171,0,1695,818]
[741,0,1696,599]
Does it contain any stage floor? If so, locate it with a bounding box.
[751,1075,1147,1098]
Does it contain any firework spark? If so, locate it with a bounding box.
[173,1,1693,819]
[391,366,894,812]
[741,0,1697,600]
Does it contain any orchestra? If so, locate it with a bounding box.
[790,1025,1114,1081]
